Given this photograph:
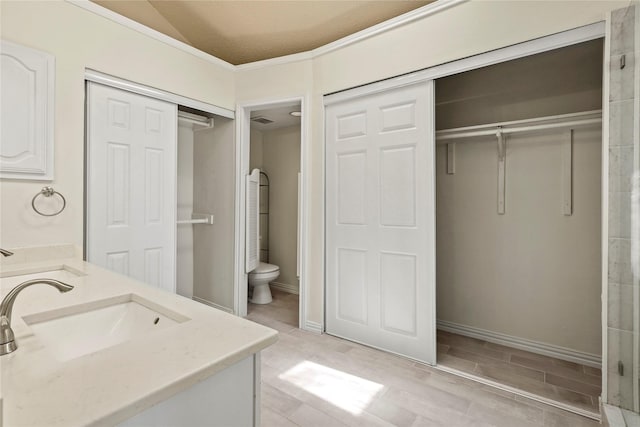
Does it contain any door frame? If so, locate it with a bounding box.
[234,95,311,331]
[323,20,607,401]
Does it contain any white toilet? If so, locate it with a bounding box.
[249,262,280,304]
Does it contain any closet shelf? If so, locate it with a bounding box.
[435,110,601,143]
[437,110,602,217]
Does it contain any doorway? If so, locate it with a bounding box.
[247,104,302,328]
[235,97,309,331]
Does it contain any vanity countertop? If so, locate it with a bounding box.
[0,258,278,427]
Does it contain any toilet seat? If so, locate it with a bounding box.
[250,262,279,275]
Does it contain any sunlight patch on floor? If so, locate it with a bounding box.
[279,360,384,415]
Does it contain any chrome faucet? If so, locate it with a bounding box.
[0,279,73,356]
[0,249,13,257]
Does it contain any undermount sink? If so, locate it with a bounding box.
[23,294,190,361]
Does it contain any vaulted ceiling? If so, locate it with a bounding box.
[92,1,432,65]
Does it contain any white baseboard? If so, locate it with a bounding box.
[303,320,323,334]
[270,281,299,295]
[437,320,601,368]
[603,404,626,427]
[193,296,234,314]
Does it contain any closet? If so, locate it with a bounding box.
[434,39,603,415]
[324,34,604,418]
[176,108,235,312]
[86,79,236,312]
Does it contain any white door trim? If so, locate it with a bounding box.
[234,96,311,332]
[601,12,612,404]
[84,69,235,119]
[322,21,606,366]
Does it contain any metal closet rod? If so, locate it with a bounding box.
[178,111,213,128]
[435,110,602,142]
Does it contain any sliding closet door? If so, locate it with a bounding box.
[86,82,177,293]
[325,80,436,364]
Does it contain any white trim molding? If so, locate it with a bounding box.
[437,320,602,368]
[85,69,235,119]
[434,363,600,421]
[311,0,466,59]
[304,321,323,335]
[270,282,299,295]
[68,0,467,72]
[236,51,314,72]
[192,296,234,314]
[601,10,613,404]
[67,0,235,70]
[236,0,467,71]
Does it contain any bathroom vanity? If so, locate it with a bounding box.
[0,251,277,426]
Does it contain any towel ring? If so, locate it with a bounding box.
[32,187,66,217]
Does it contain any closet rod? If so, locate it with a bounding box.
[178,112,214,128]
[436,110,601,143]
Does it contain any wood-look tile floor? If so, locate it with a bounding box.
[436,330,602,415]
[247,290,600,426]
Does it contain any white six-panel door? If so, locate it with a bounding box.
[325,80,436,364]
[87,82,177,293]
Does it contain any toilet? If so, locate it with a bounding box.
[249,262,280,304]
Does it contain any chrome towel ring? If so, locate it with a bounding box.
[32,187,66,216]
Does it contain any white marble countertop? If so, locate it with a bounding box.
[0,258,278,427]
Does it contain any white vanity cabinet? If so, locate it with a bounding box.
[0,257,276,427]
[0,40,55,180]
[119,355,260,427]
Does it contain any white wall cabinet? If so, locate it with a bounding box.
[0,40,54,180]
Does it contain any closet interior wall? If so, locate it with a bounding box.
[177,113,235,308]
[435,39,604,357]
[177,121,195,298]
[190,116,236,310]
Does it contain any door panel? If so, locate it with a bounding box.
[325,81,436,364]
[87,82,177,293]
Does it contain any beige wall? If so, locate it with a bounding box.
[193,118,236,310]
[249,129,264,171]
[262,126,301,291]
[436,129,602,355]
[176,124,194,299]
[0,1,234,249]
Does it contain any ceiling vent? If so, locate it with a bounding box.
[251,116,274,124]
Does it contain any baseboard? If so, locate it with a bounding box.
[303,320,323,334]
[602,404,626,427]
[270,281,299,295]
[193,296,234,314]
[434,364,600,421]
[437,320,601,368]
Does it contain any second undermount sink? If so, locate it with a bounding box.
[22,294,190,361]
[0,266,85,288]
